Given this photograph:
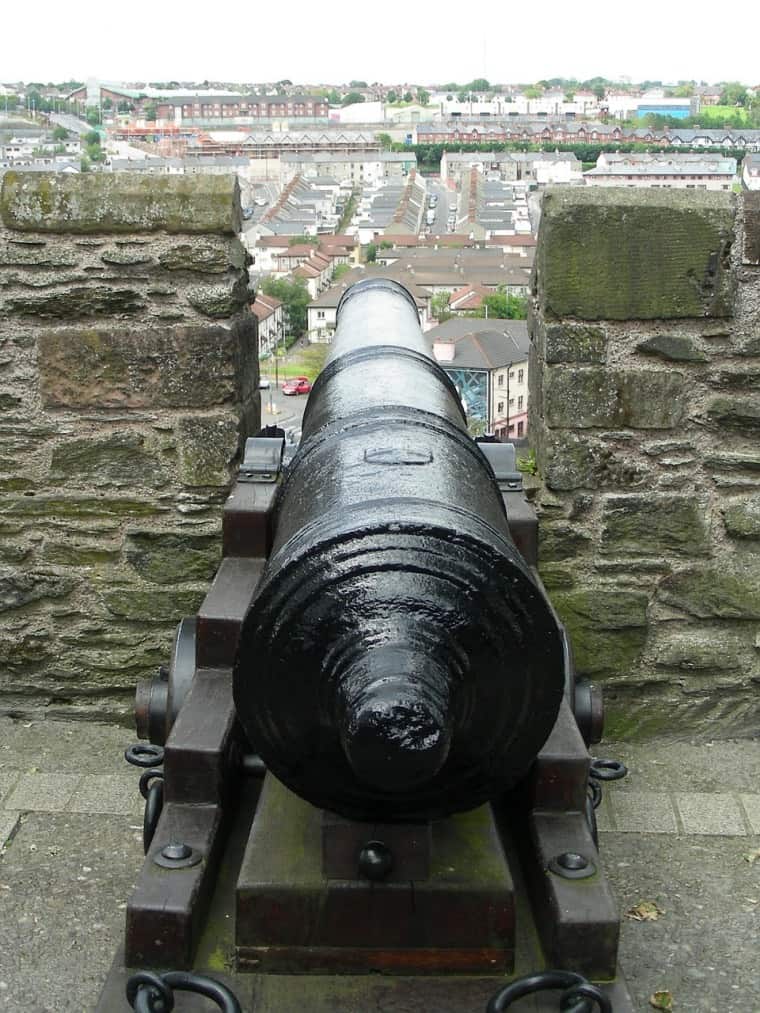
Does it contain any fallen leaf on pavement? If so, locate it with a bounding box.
[626,900,665,921]
[650,990,673,1011]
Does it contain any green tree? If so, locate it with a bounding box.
[478,289,527,320]
[117,100,133,114]
[592,83,606,101]
[417,88,430,106]
[333,263,351,280]
[102,97,113,110]
[327,89,341,105]
[457,90,469,103]
[431,291,452,322]
[260,276,310,338]
[365,243,377,263]
[85,129,101,146]
[720,82,748,107]
[143,101,157,122]
[341,92,365,106]
[386,90,398,104]
[376,132,393,149]
[524,86,542,99]
[468,78,490,92]
[403,91,413,103]
[85,107,101,125]
[349,80,367,88]
[52,125,68,141]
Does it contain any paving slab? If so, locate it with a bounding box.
[0,718,757,1011]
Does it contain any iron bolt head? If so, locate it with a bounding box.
[358,840,394,881]
[557,851,588,871]
[161,842,192,861]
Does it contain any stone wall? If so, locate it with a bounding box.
[530,187,760,738]
[0,172,258,721]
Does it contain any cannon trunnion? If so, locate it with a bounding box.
[100,279,633,1012]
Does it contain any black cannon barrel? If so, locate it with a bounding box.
[233,278,565,822]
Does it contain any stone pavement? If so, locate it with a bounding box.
[0,718,758,1012]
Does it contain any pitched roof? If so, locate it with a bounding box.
[427,319,530,369]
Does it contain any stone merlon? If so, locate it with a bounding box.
[536,186,736,319]
[0,172,242,235]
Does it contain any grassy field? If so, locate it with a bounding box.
[260,343,328,383]
[697,105,751,123]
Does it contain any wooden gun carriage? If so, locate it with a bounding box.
[99,278,632,1012]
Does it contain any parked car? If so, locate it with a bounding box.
[282,376,312,396]
[258,377,271,390]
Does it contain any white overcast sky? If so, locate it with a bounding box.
[3,0,759,87]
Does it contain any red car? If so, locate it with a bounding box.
[281,376,312,396]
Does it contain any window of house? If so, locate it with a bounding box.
[509,398,514,407]
[497,374,504,386]
[497,401,504,413]
[317,310,325,319]
[509,371,515,380]
[518,396,524,410]
[517,421,524,437]
[517,368,524,383]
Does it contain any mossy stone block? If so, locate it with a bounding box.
[0,495,163,521]
[0,568,75,612]
[636,334,708,362]
[102,588,206,622]
[707,368,760,390]
[176,414,240,487]
[550,588,649,677]
[541,432,647,491]
[0,171,241,234]
[0,244,77,267]
[704,451,760,473]
[100,249,154,266]
[743,190,760,265]
[657,563,760,619]
[652,628,743,672]
[186,274,250,318]
[537,563,576,589]
[0,394,22,412]
[5,285,145,318]
[544,367,618,427]
[601,494,710,556]
[544,323,607,364]
[50,432,172,487]
[705,396,760,432]
[125,531,221,584]
[544,366,686,429]
[38,322,252,409]
[41,541,121,566]
[722,496,760,540]
[538,522,591,561]
[537,187,735,319]
[158,241,230,273]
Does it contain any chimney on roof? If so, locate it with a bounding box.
[432,339,456,362]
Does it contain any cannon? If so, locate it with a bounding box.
[101,279,632,1011]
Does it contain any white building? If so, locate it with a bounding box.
[742,154,760,190]
[585,152,736,191]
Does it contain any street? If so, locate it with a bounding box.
[424,177,458,235]
[260,380,309,441]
